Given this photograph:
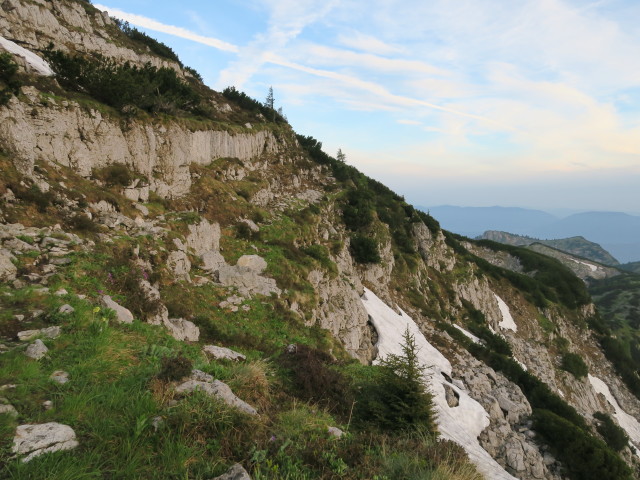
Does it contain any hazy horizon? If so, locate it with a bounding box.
[94,1,640,212]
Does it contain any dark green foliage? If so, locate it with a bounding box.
[350,235,380,264]
[343,188,374,231]
[279,344,351,414]
[222,86,287,123]
[114,20,182,65]
[10,183,57,212]
[66,213,98,232]
[355,330,436,434]
[158,354,193,381]
[0,52,21,105]
[560,352,588,379]
[467,324,512,356]
[475,239,591,309]
[533,409,632,480]
[44,47,201,115]
[600,336,640,398]
[593,412,629,452]
[94,164,134,187]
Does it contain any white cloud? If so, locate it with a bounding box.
[336,31,404,55]
[93,4,238,52]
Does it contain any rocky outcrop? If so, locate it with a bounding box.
[101,295,134,324]
[0,0,180,72]
[17,326,60,341]
[202,345,246,362]
[0,89,279,197]
[12,422,79,462]
[0,249,17,281]
[175,379,258,416]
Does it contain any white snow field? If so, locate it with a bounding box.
[588,374,640,456]
[570,258,598,272]
[494,294,517,332]
[361,288,517,480]
[0,36,53,76]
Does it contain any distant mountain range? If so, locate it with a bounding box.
[480,231,620,266]
[422,205,640,263]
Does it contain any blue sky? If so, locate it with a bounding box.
[93,0,640,214]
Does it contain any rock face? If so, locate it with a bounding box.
[0,249,17,281]
[164,318,199,342]
[12,422,79,462]
[0,92,279,197]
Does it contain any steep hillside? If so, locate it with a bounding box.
[1,2,640,479]
[481,231,620,266]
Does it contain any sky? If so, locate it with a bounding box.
[92,0,640,214]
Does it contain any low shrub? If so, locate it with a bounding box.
[350,235,380,264]
[560,352,588,379]
[533,409,632,480]
[157,354,192,381]
[0,52,21,105]
[593,412,629,452]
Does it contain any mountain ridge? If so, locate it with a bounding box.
[1,2,639,479]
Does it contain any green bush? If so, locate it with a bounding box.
[279,344,351,414]
[350,235,380,264]
[593,412,629,452]
[44,47,201,116]
[355,330,436,434]
[0,52,21,106]
[533,409,632,480]
[561,352,589,379]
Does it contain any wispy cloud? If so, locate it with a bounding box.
[336,31,404,55]
[93,4,238,52]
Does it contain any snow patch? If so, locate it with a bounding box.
[588,374,640,455]
[361,288,517,480]
[0,36,53,76]
[494,294,517,332]
[453,324,481,344]
[570,258,598,272]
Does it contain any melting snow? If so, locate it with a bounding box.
[570,258,598,272]
[588,374,640,456]
[494,294,517,332]
[453,324,481,344]
[0,36,53,76]
[361,288,517,480]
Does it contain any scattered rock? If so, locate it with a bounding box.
[58,304,74,314]
[17,326,61,341]
[25,339,48,360]
[0,400,18,418]
[213,463,252,480]
[101,295,134,324]
[164,318,199,342]
[327,426,344,438]
[203,345,246,362]
[42,400,53,410]
[239,218,259,233]
[50,371,69,384]
[443,383,460,408]
[12,422,79,462]
[236,255,267,273]
[151,416,164,431]
[167,250,191,281]
[55,288,68,296]
[175,380,258,416]
[0,249,17,281]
